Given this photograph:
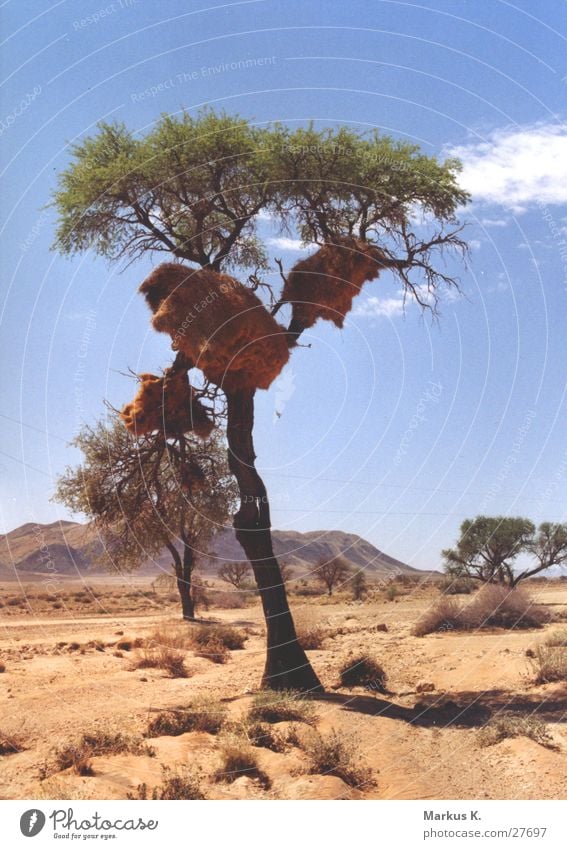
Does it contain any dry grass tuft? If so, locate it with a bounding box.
[0,730,26,756]
[303,730,373,788]
[146,697,227,737]
[412,596,463,636]
[248,690,317,726]
[297,624,327,650]
[115,637,145,652]
[543,629,567,648]
[529,644,567,684]
[339,655,388,692]
[214,739,271,788]
[478,715,557,750]
[43,731,153,777]
[133,646,188,678]
[129,766,206,800]
[190,624,247,664]
[232,719,300,753]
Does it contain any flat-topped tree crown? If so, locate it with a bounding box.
[52,110,469,310]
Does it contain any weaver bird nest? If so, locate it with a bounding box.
[139,263,290,391]
[283,237,389,332]
[120,370,214,439]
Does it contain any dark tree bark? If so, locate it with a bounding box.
[166,540,195,620]
[226,388,322,692]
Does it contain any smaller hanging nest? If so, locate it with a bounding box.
[283,237,390,333]
[120,370,214,439]
[139,264,290,391]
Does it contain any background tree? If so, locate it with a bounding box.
[442,516,567,588]
[351,571,368,601]
[521,522,567,585]
[314,557,352,596]
[54,413,236,619]
[52,109,469,690]
[218,561,251,590]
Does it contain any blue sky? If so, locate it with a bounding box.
[1,0,567,570]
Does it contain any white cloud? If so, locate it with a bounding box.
[480,218,508,228]
[447,122,567,212]
[353,295,406,318]
[354,283,463,319]
[267,237,312,252]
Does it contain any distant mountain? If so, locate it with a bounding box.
[0,520,420,579]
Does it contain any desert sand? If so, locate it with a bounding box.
[1,580,566,800]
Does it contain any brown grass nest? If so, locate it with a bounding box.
[283,237,389,332]
[139,264,290,391]
[120,370,214,439]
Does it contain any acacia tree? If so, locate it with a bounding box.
[54,413,236,619]
[314,557,352,596]
[443,516,567,588]
[218,561,251,589]
[52,109,469,690]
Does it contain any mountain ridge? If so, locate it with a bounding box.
[0,520,421,578]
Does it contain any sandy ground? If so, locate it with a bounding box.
[1,581,566,800]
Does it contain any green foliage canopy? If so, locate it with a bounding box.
[52,109,469,302]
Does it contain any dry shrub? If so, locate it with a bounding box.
[530,644,567,684]
[339,655,388,692]
[44,731,153,777]
[283,237,388,332]
[147,626,192,650]
[248,690,316,725]
[478,715,556,750]
[412,597,463,636]
[191,625,248,651]
[214,740,271,788]
[133,646,188,677]
[0,662,5,673]
[146,697,226,737]
[303,730,373,788]
[130,766,206,800]
[413,585,549,636]
[0,730,26,756]
[464,584,550,630]
[297,624,327,650]
[115,637,144,652]
[543,629,567,647]
[236,720,294,753]
[139,263,290,391]
[120,369,213,440]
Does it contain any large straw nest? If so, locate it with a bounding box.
[139,264,290,391]
[283,237,388,331]
[120,370,214,439]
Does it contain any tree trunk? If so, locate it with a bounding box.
[179,540,196,620]
[226,389,322,692]
[167,540,195,620]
